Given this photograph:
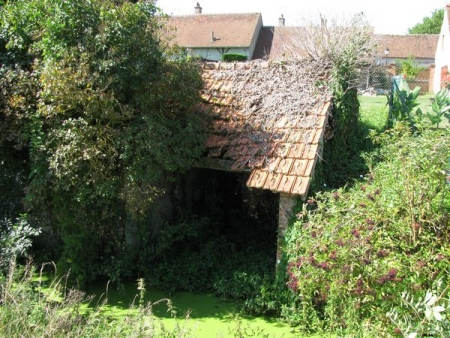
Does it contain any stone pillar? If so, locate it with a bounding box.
[277,193,296,270]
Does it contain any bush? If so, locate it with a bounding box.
[284,124,450,335]
[222,53,247,62]
[0,215,40,273]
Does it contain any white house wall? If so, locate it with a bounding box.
[434,7,450,93]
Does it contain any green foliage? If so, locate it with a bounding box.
[387,76,422,130]
[0,263,194,337]
[284,125,450,335]
[0,0,205,282]
[145,215,275,299]
[0,215,40,272]
[222,53,247,62]
[408,9,444,34]
[320,13,376,187]
[396,56,425,81]
[426,88,450,128]
[387,278,450,337]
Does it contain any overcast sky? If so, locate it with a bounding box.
[156,0,446,34]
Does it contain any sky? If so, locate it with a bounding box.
[155,0,447,34]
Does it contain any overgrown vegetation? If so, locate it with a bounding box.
[1,2,449,336]
[0,0,205,283]
[0,254,193,337]
[286,12,377,187]
[284,124,449,335]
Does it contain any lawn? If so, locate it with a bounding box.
[358,92,435,131]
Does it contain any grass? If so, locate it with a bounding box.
[358,95,389,132]
[358,92,435,131]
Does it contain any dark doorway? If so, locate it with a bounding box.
[179,168,279,252]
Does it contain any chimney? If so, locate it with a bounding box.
[278,14,285,27]
[211,31,215,42]
[195,2,202,14]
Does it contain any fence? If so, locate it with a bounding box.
[357,65,432,95]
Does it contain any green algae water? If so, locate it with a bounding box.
[85,282,300,338]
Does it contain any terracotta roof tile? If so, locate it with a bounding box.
[230,156,251,171]
[264,172,283,191]
[248,170,268,188]
[248,156,265,168]
[199,59,332,198]
[253,27,437,62]
[290,159,308,177]
[288,143,305,158]
[291,177,310,196]
[375,34,438,59]
[277,158,294,175]
[166,13,262,48]
[277,175,297,193]
[303,160,315,177]
[304,144,318,160]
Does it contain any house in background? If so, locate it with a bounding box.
[434,3,450,93]
[375,34,438,66]
[167,4,438,71]
[166,3,262,61]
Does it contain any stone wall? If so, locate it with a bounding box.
[277,193,296,266]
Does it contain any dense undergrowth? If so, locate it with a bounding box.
[284,124,449,336]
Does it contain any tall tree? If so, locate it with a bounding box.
[408,9,444,34]
[0,0,205,282]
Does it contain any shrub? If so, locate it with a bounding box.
[0,215,40,273]
[222,53,247,62]
[284,124,450,335]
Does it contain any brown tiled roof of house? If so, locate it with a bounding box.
[199,59,332,198]
[166,13,262,48]
[253,26,310,60]
[268,27,310,60]
[254,29,437,62]
[375,34,438,59]
[252,27,274,59]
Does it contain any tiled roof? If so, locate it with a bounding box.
[166,13,262,48]
[375,34,438,59]
[254,28,438,61]
[199,60,332,198]
[252,27,274,60]
[268,27,310,60]
[253,26,312,60]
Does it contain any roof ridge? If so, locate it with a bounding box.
[168,12,261,18]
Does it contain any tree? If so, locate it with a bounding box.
[408,9,444,34]
[0,0,205,282]
[274,12,377,186]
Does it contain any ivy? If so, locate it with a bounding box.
[0,0,205,283]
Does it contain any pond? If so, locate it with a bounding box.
[85,281,301,338]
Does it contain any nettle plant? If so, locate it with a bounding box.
[283,124,449,335]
